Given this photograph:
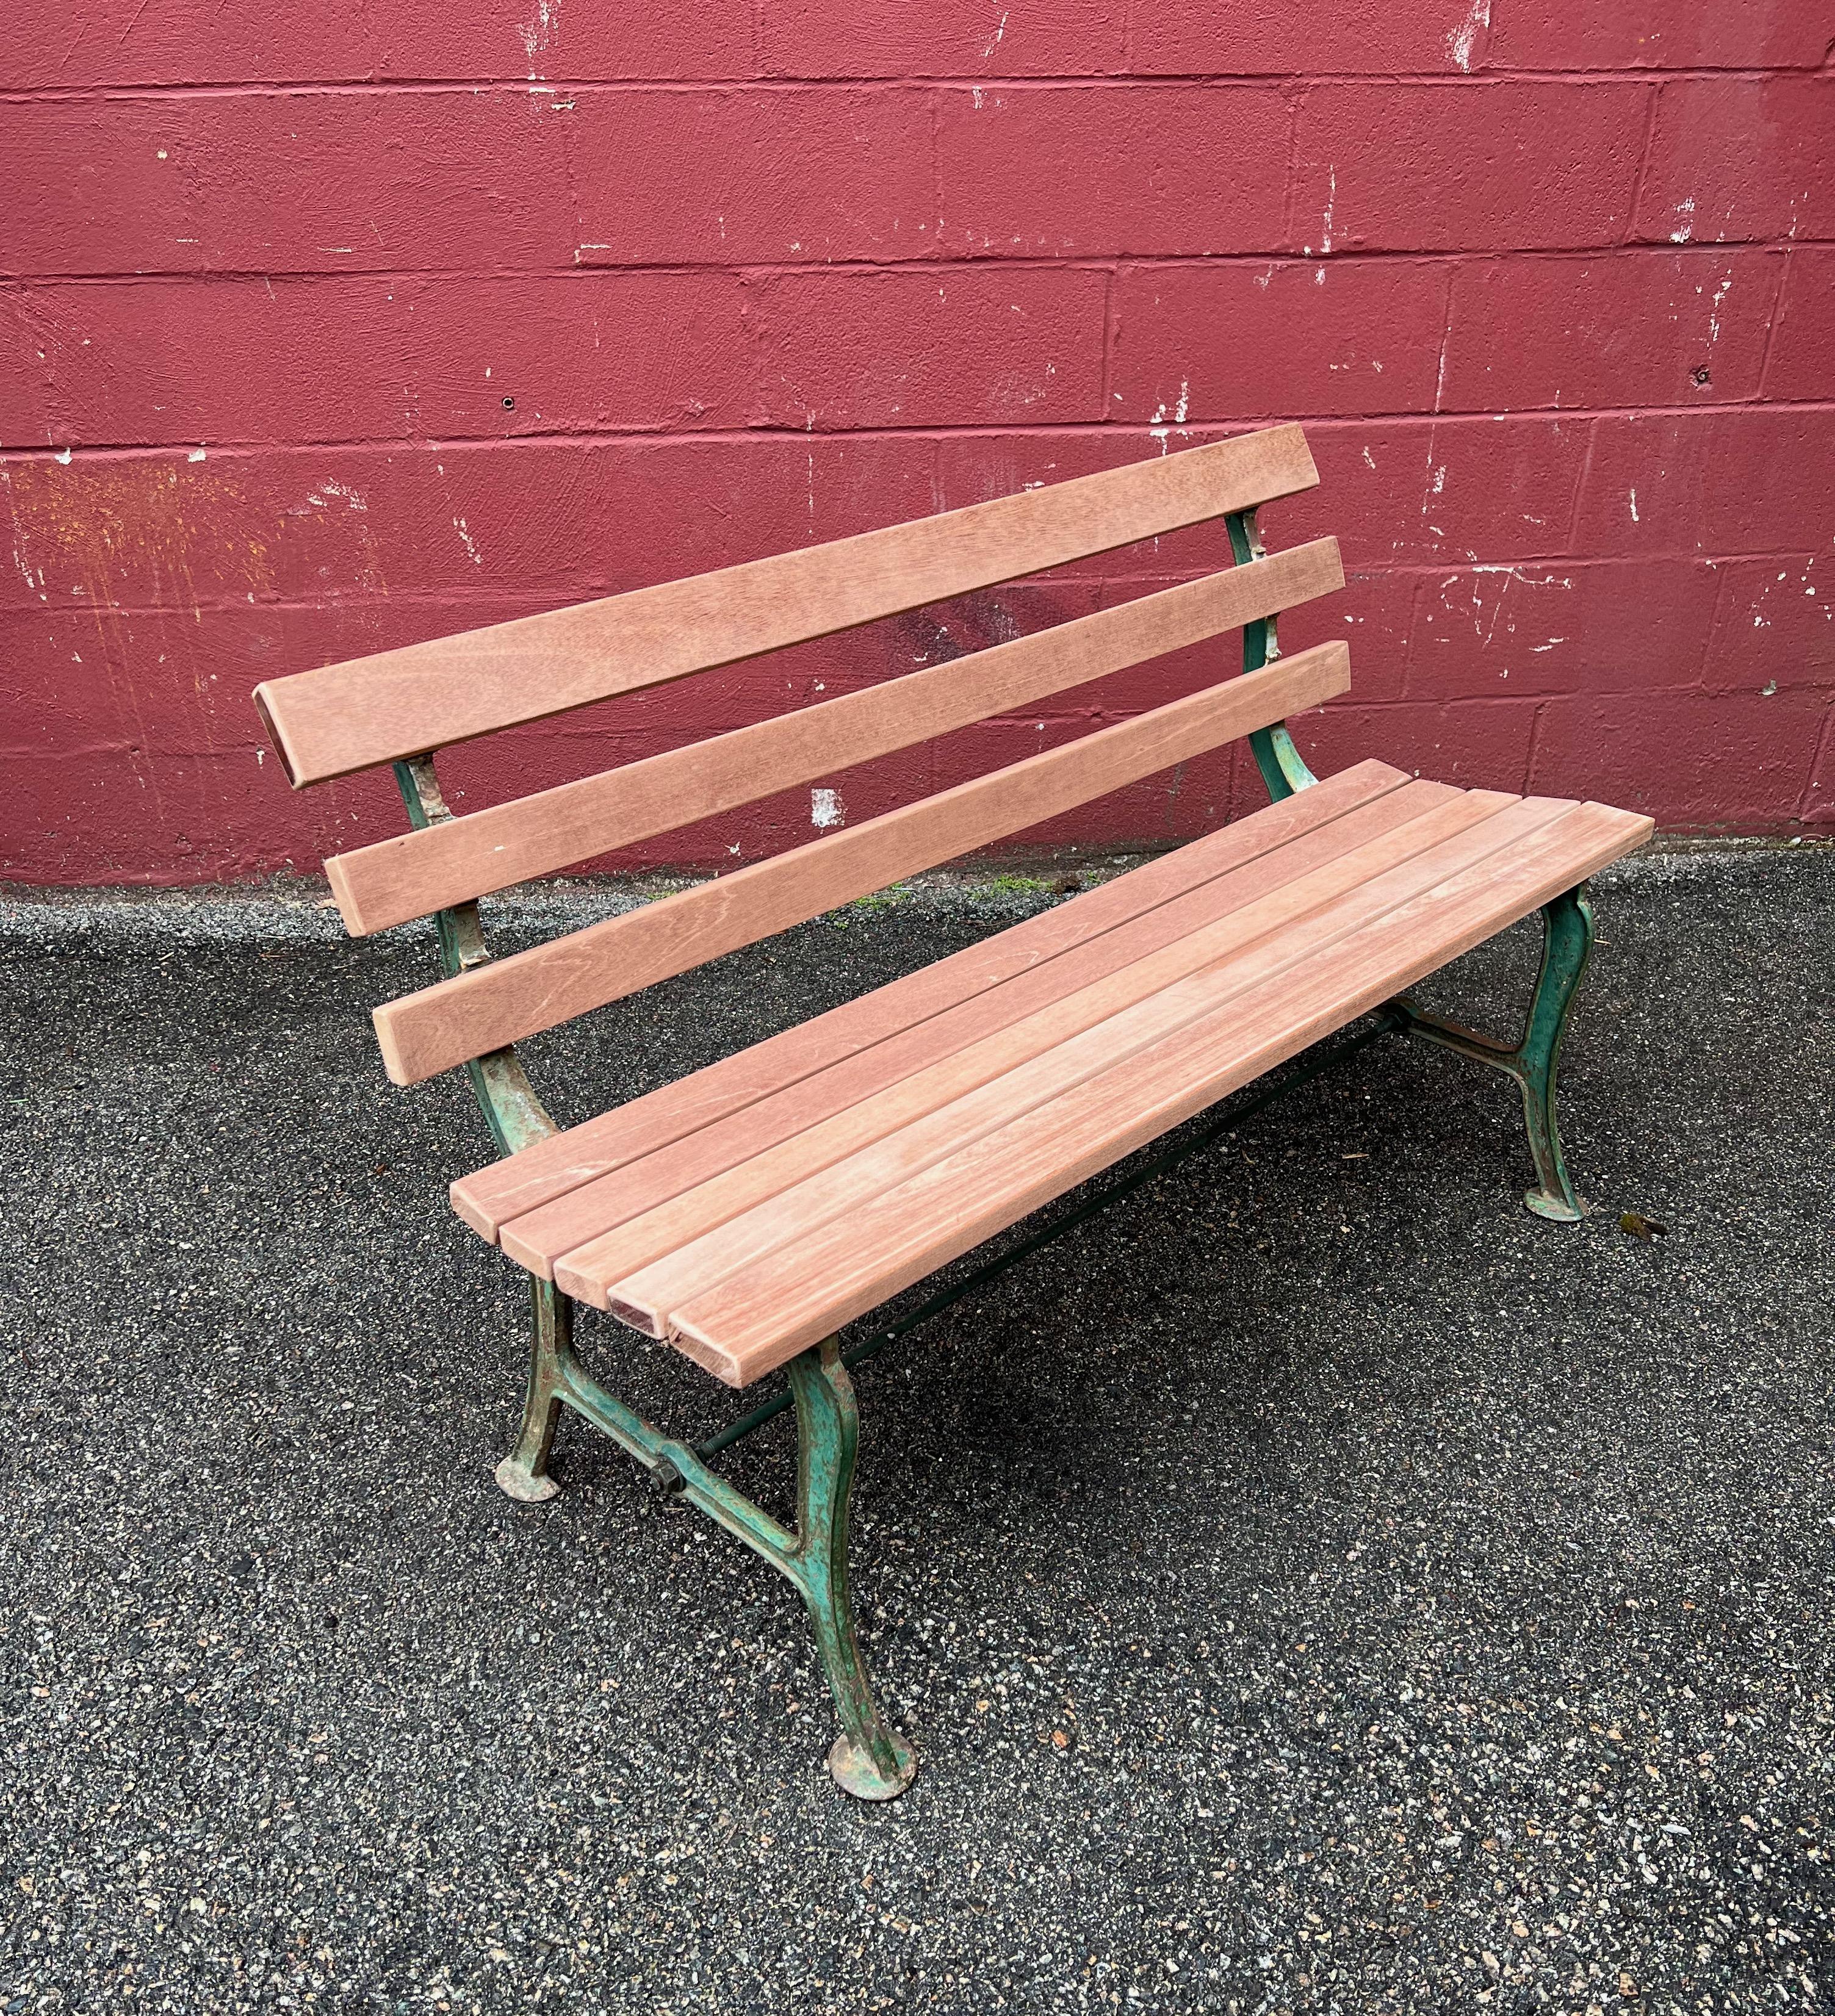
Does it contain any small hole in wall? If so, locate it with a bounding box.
[502,395,516,409]
[1692,367,1711,387]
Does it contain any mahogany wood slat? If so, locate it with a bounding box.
[373,641,1352,1087]
[563,792,1541,1325]
[504,780,1478,1283]
[450,756,1413,1240]
[660,801,1655,1386]
[326,537,1345,935]
[253,425,1319,788]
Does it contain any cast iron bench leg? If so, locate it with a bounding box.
[1514,883,1595,1222]
[787,1339,918,1801]
[1389,879,1596,1222]
[494,1277,567,1503]
[488,1300,914,1796]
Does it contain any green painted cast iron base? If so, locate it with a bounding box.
[497,1294,916,1801]
[1388,882,1597,1223]
[395,752,914,1799]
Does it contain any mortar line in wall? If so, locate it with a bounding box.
[12,242,1831,286]
[1277,81,1305,250]
[13,556,1825,625]
[1522,699,1550,793]
[0,65,1825,102]
[1625,79,1663,247]
[1802,708,1835,826]
[926,85,943,254]
[7,682,1727,766]
[1562,416,1602,553]
[1097,265,1117,421]
[1752,249,1794,396]
[11,395,1834,465]
[1681,569,1725,695]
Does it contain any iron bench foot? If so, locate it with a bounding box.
[786,1340,918,1801]
[494,1276,567,1502]
[1388,880,1596,1223]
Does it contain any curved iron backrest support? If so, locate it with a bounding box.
[1229,508,1322,803]
[392,755,559,1157]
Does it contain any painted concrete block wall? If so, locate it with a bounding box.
[2,1,1831,882]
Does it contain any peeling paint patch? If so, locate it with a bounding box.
[519,0,559,73]
[1447,0,1490,72]
[811,787,845,830]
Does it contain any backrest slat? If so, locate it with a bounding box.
[251,425,1318,787]
[327,535,1344,936]
[370,641,1351,1085]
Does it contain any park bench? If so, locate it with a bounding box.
[254,424,1652,1799]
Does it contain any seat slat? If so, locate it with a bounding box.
[563,791,1550,1326]
[500,774,1468,1274]
[253,425,1319,788]
[450,756,1413,1240]
[326,536,1344,935]
[495,776,1463,1278]
[373,641,1351,1087]
[657,801,1656,1386]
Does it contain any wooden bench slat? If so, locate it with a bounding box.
[450,756,1413,1240]
[326,537,1344,935]
[559,791,1549,1323]
[253,425,1319,788]
[494,776,1463,1278]
[655,801,1655,1386]
[373,641,1352,1087]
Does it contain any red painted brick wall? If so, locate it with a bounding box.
[3,2,1831,883]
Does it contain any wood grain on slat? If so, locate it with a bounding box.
[565,792,1543,1324]
[326,538,1344,935]
[254,426,1319,788]
[374,641,1351,1087]
[496,777,1462,1278]
[450,757,1412,1240]
[660,802,1655,1386]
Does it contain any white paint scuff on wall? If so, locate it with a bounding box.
[1447,0,1490,72]
[812,787,845,829]
[521,0,558,71]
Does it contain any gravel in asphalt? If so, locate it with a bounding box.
[2,844,1831,2013]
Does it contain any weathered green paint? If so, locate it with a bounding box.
[388,753,914,1798]
[1388,882,1596,1220]
[392,757,558,1157]
[549,1329,913,1796]
[786,1342,917,1799]
[1226,509,1320,804]
[493,1275,566,1503]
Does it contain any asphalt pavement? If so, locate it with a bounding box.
[2,841,1831,2013]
